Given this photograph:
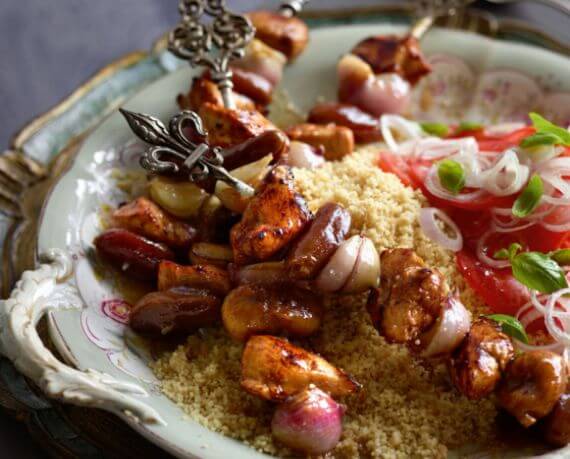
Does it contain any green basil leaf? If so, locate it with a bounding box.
[456,121,484,134]
[512,174,544,218]
[529,112,570,146]
[421,122,449,138]
[550,248,570,266]
[486,314,529,344]
[508,243,523,260]
[494,249,510,260]
[437,159,465,195]
[520,132,563,148]
[511,251,568,293]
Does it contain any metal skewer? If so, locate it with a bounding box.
[279,0,309,18]
[410,0,476,40]
[167,0,255,109]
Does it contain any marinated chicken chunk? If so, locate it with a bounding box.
[542,392,570,446]
[368,248,448,344]
[230,166,312,265]
[498,350,567,427]
[178,77,256,112]
[198,102,277,148]
[222,284,323,341]
[286,123,354,160]
[241,335,360,401]
[247,11,309,60]
[112,197,197,249]
[448,318,514,400]
[157,260,232,296]
[351,35,431,85]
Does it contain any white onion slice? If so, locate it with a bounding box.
[479,149,529,196]
[379,115,425,152]
[288,141,325,169]
[420,295,471,357]
[485,122,527,137]
[545,288,570,347]
[424,165,487,202]
[419,208,463,252]
[475,230,511,269]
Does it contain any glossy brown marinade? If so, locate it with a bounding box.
[448,318,515,400]
[497,350,567,427]
[308,102,383,143]
[240,335,360,402]
[221,130,289,170]
[178,77,256,112]
[130,288,222,337]
[542,392,570,446]
[188,242,234,268]
[285,123,355,160]
[222,284,323,341]
[230,67,274,106]
[157,260,232,296]
[94,228,175,281]
[229,261,289,286]
[112,197,198,249]
[351,35,431,85]
[198,102,277,148]
[286,202,351,280]
[368,248,448,343]
[247,11,309,60]
[231,166,312,265]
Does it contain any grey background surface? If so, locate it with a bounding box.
[0,0,568,457]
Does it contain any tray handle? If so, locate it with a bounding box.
[0,249,165,426]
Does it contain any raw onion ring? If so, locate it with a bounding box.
[419,207,463,252]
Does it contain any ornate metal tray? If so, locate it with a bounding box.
[1,4,569,458]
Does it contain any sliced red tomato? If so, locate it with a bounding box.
[377,152,419,188]
[456,250,530,315]
[475,126,535,152]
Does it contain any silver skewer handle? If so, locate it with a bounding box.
[279,0,309,17]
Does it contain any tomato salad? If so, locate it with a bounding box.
[378,113,570,351]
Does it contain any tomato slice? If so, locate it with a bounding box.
[456,250,530,315]
[377,152,419,188]
[475,126,535,152]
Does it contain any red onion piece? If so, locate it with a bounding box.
[418,208,463,252]
[316,235,362,293]
[341,236,380,293]
[288,141,325,169]
[271,386,343,455]
[420,295,471,358]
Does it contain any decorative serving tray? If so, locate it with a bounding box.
[0,4,568,458]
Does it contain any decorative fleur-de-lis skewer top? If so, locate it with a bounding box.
[279,0,309,17]
[168,0,255,109]
[119,108,254,197]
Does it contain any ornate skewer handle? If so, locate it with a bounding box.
[168,0,255,109]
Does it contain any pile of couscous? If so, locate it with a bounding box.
[152,146,497,458]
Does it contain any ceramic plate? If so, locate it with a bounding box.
[37,24,570,458]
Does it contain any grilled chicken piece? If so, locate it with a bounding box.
[130,287,222,337]
[367,248,448,344]
[241,335,360,401]
[351,35,431,86]
[112,197,197,249]
[158,260,232,296]
[308,102,383,144]
[542,392,570,446]
[286,202,351,280]
[448,318,514,400]
[247,11,309,60]
[232,38,287,87]
[230,166,312,265]
[286,123,354,160]
[198,102,277,148]
[222,284,323,341]
[178,77,257,112]
[498,350,567,428]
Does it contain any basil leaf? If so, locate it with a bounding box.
[511,251,568,293]
[494,249,510,260]
[529,112,570,146]
[550,248,570,266]
[456,121,483,134]
[512,174,543,218]
[437,159,465,195]
[421,122,449,138]
[520,132,562,148]
[508,243,523,260]
[486,314,529,344]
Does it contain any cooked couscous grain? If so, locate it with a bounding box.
[152,146,496,458]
